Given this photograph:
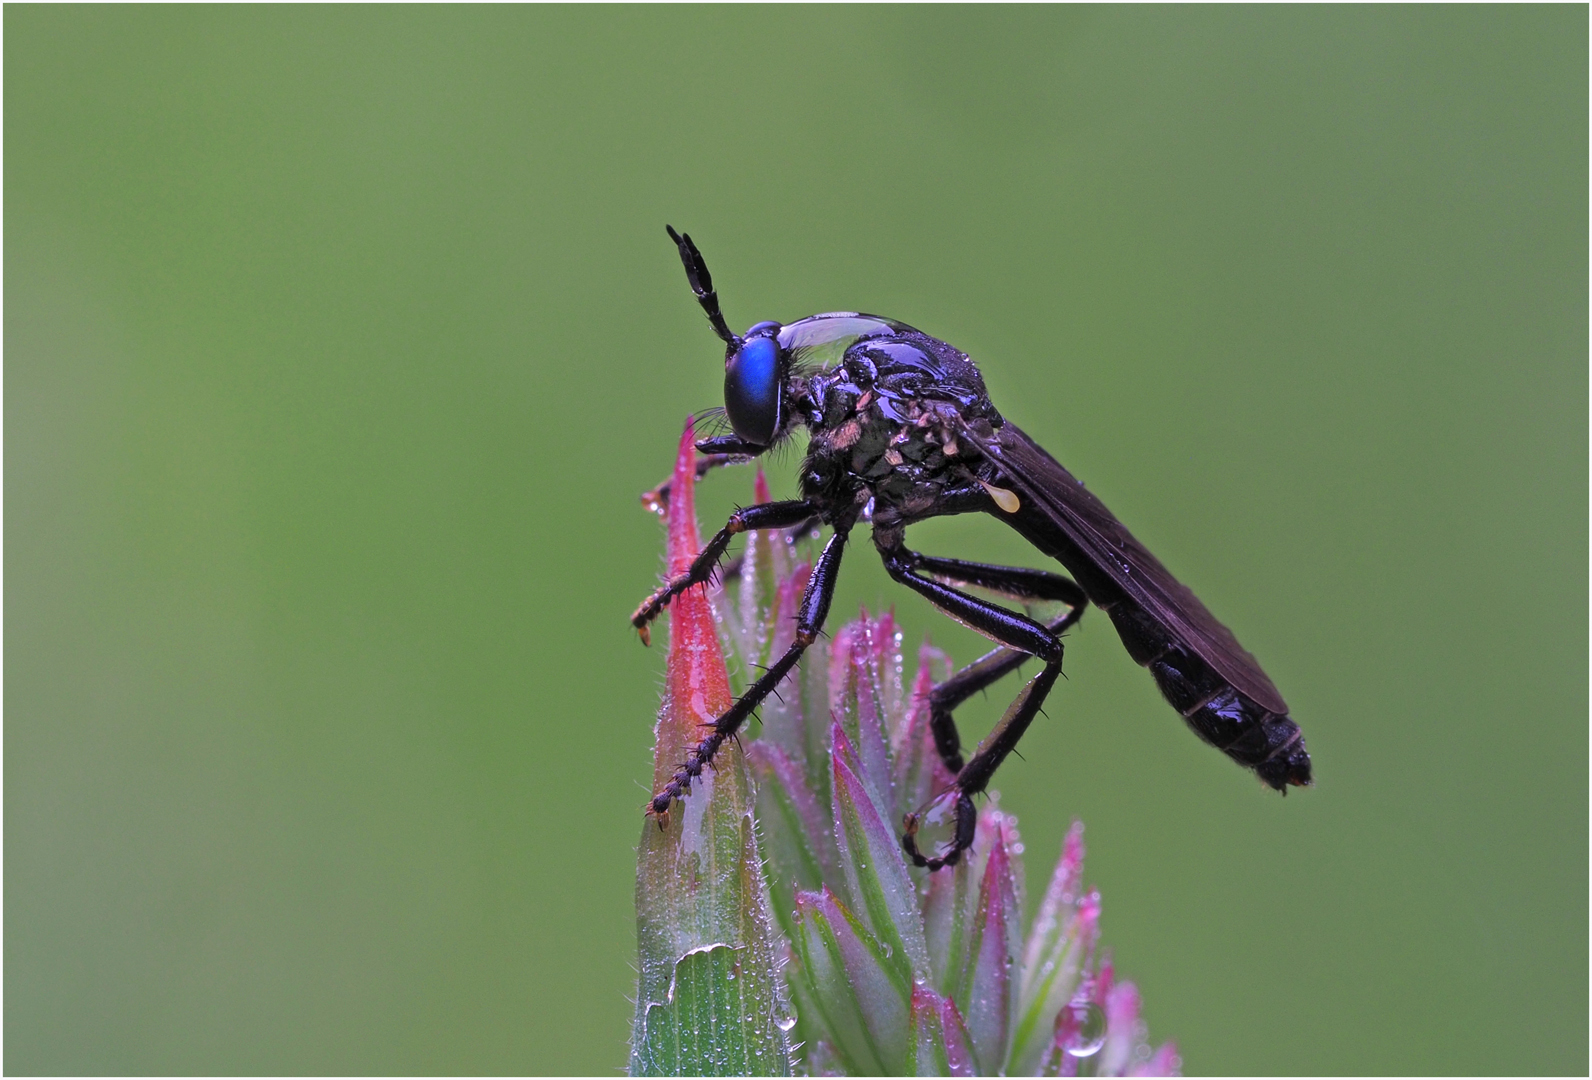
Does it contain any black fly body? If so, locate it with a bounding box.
[633,226,1311,870]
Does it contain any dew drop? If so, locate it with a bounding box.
[776,1015,798,1032]
[1062,1001,1107,1058]
[905,789,963,865]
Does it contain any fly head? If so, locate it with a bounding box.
[666,225,793,449]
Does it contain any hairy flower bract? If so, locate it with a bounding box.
[632,426,1179,1077]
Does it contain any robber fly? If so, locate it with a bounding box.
[633,226,1311,870]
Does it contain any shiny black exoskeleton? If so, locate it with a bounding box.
[634,226,1312,870]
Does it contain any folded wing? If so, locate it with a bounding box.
[957,419,1288,715]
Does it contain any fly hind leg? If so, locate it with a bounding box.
[911,555,1088,774]
[879,547,1085,870]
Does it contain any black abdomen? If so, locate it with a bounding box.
[1106,602,1311,790]
[1002,502,1312,790]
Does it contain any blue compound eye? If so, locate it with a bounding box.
[724,335,783,447]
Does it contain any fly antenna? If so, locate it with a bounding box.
[666,225,739,348]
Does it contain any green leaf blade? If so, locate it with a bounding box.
[630,426,793,1077]
[635,945,792,1077]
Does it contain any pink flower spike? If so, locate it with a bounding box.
[828,622,858,716]
[830,723,930,981]
[1129,1041,1183,1077]
[828,720,863,784]
[631,419,794,1075]
[1078,893,1104,988]
[936,993,977,1077]
[747,740,835,886]
[911,985,977,1077]
[651,420,733,801]
[843,620,896,809]
[919,639,954,684]
[964,813,1020,1074]
[793,888,910,1075]
[1093,945,1113,1001]
[1059,821,1086,903]
[775,564,811,647]
[1011,839,1103,1075]
[891,643,957,822]
[1099,979,1141,1076]
[664,421,703,576]
[635,448,1185,1076]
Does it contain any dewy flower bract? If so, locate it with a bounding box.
[629,426,796,1077]
[633,436,1180,1077]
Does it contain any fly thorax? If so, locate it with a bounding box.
[836,395,971,511]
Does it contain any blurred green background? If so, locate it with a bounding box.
[6,6,1585,1075]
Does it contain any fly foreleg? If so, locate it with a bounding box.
[639,451,751,514]
[879,545,1074,870]
[649,528,848,819]
[630,498,818,643]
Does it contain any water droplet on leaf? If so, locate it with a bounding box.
[1062,1000,1107,1058]
[905,789,963,865]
